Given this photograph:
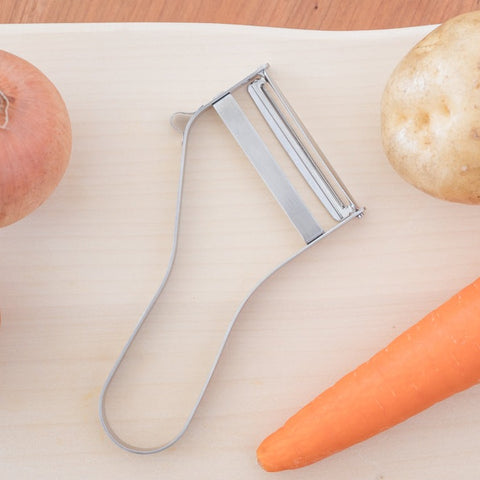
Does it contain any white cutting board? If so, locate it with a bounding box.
[0,22,479,480]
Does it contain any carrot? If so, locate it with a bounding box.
[256,277,480,472]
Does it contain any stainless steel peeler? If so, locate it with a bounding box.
[99,64,364,454]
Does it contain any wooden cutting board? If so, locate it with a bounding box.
[1,22,479,479]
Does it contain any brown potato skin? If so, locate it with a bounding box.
[381,11,480,204]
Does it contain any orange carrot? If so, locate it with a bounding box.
[257,277,480,472]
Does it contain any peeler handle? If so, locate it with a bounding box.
[98,86,307,454]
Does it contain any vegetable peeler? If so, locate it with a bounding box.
[99,64,364,454]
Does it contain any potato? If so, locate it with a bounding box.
[381,11,480,204]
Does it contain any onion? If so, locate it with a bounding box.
[0,49,72,227]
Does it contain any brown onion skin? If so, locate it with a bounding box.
[0,49,72,227]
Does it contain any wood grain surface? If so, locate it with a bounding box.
[1,0,479,29]
[2,21,480,480]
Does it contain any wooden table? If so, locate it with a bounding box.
[2,0,479,29]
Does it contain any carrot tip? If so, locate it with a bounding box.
[254,277,480,472]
